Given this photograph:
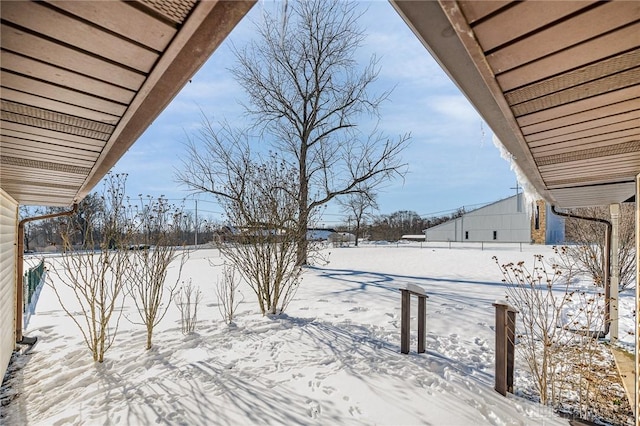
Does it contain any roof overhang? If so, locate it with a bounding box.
[1,0,255,207]
[390,0,640,208]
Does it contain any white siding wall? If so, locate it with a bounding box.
[545,204,565,244]
[0,189,17,382]
[424,220,458,242]
[424,195,531,243]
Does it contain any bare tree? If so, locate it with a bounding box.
[494,254,575,406]
[216,263,243,325]
[178,0,410,266]
[174,278,202,335]
[493,251,616,422]
[561,204,635,290]
[48,173,132,363]
[19,205,38,252]
[127,196,187,350]
[201,146,303,315]
[338,189,378,246]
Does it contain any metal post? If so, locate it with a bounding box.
[400,289,410,354]
[417,295,426,354]
[494,302,517,396]
[194,199,198,247]
[506,308,516,393]
[400,285,428,354]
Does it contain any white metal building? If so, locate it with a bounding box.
[423,195,564,244]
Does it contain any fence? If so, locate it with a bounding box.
[23,258,45,328]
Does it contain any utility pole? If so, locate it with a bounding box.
[194,199,198,247]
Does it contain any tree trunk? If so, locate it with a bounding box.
[146,326,153,350]
[297,144,309,266]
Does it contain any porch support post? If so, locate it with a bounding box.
[609,203,620,343]
[635,174,639,426]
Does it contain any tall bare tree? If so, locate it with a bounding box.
[338,189,378,246]
[178,0,410,265]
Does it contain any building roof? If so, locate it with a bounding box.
[390,1,639,208]
[1,0,255,206]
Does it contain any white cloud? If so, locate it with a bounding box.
[426,95,480,125]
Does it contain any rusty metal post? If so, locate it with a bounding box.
[400,289,410,354]
[494,302,517,396]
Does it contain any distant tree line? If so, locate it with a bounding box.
[20,196,214,252]
[336,208,465,242]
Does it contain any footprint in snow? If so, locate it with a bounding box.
[322,386,336,395]
[307,400,321,418]
[308,380,322,391]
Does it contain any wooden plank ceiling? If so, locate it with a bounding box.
[0,0,255,206]
[391,0,640,208]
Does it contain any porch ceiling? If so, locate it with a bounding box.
[391,0,640,208]
[0,0,255,207]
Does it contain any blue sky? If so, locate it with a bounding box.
[111,0,518,226]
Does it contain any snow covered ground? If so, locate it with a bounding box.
[1,242,635,425]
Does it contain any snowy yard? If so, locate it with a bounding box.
[1,243,635,425]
